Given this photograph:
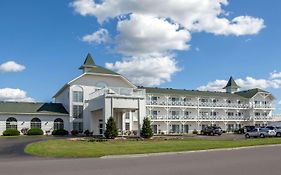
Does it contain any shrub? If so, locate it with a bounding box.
[192,129,198,135]
[71,130,79,136]
[27,128,44,135]
[141,117,153,138]
[21,128,29,135]
[3,129,20,136]
[52,129,69,136]
[104,117,118,139]
[84,130,91,136]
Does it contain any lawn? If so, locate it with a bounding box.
[25,138,281,158]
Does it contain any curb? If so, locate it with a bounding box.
[101,144,281,159]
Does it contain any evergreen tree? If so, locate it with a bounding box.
[141,117,153,138]
[104,117,118,139]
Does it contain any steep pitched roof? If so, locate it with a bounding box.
[223,76,240,89]
[79,53,119,75]
[142,87,247,99]
[235,88,271,98]
[0,102,69,115]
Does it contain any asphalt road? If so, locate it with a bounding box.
[1,145,281,175]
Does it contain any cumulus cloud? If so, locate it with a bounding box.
[116,14,191,56]
[82,28,110,44]
[106,54,180,86]
[71,0,265,86]
[0,88,34,102]
[270,71,281,79]
[198,74,281,91]
[0,61,26,73]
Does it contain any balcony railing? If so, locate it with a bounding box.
[253,104,273,109]
[147,100,249,109]
[148,115,249,121]
[90,87,145,99]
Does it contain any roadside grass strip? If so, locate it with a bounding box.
[25,138,281,158]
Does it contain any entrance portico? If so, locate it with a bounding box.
[87,87,146,136]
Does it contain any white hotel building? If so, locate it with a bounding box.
[0,54,276,135]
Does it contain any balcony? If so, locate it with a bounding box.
[148,115,248,121]
[253,104,273,109]
[146,100,249,109]
[90,87,145,99]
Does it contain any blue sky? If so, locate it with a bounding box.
[0,0,281,112]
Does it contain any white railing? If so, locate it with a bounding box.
[253,104,273,109]
[147,100,249,109]
[90,87,145,99]
[148,115,248,121]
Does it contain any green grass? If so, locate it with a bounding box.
[25,138,281,158]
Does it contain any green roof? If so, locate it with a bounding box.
[0,102,69,115]
[142,87,247,99]
[223,76,240,89]
[79,53,119,75]
[235,88,270,98]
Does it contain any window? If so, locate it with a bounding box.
[73,122,83,133]
[6,117,17,130]
[31,118,41,129]
[152,111,158,116]
[125,112,130,119]
[73,105,83,118]
[185,111,190,116]
[227,100,231,104]
[54,118,64,130]
[200,99,208,103]
[210,112,217,116]
[255,112,261,116]
[125,123,130,131]
[227,112,234,116]
[151,96,158,101]
[73,91,83,103]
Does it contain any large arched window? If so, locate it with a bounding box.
[6,117,17,130]
[54,118,64,130]
[30,118,41,129]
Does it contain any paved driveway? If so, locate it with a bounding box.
[0,136,62,161]
[0,144,281,175]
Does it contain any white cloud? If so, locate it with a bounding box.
[116,14,191,56]
[0,88,34,102]
[106,54,180,86]
[72,0,265,86]
[0,61,26,73]
[270,71,281,79]
[198,75,281,91]
[71,0,265,36]
[82,28,110,44]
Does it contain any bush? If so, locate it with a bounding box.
[52,129,69,136]
[104,117,118,139]
[141,117,153,138]
[71,130,79,136]
[27,128,44,135]
[84,130,91,136]
[3,129,20,136]
[192,129,198,135]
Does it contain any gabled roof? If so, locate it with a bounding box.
[79,53,119,75]
[0,102,69,115]
[223,76,240,89]
[142,87,247,99]
[235,88,273,99]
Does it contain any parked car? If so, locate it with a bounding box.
[245,128,276,138]
[236,125,255,134]
[201,126,223,136]
[265,126,281,137]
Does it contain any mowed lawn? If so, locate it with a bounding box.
[25,138,281,158]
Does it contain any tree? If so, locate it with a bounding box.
[104,117,118,139]
[141,117,153,138]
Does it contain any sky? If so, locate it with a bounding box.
[0,0,281,112]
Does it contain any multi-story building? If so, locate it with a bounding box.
[0,54,276,135]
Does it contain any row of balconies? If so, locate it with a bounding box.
[146,100,272,109]
[148,115,272,121]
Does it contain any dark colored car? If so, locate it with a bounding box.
[201,126,223,136]
[236,125,255,134]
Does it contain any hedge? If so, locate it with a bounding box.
[52,129,69,136]
[3,129,20,136]
[27,128,44,135]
